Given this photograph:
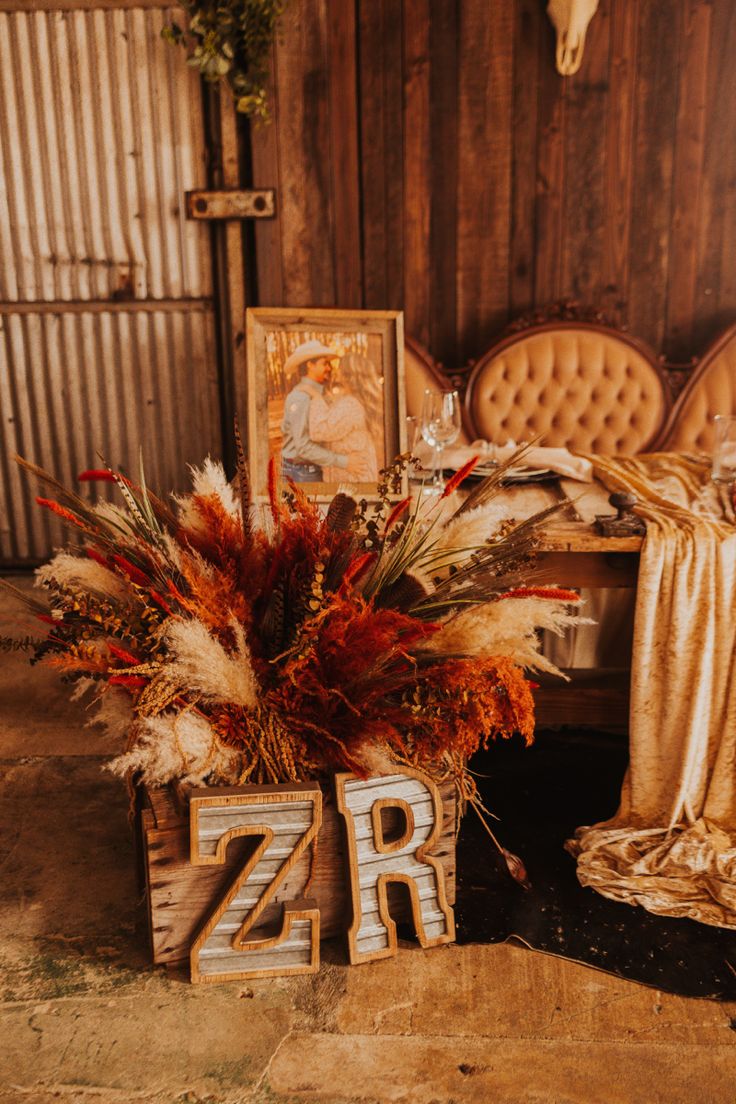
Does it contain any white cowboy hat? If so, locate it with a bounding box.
[283,339,342,377]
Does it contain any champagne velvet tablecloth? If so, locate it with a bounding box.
[567,454,736,929]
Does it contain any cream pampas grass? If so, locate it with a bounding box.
[71,678,135,744]
[93,499,138,538]
[434,502,512,554]
[427,596,592,677]
[191,458,239,515]
[164,617,258,709]
[175,459,240,535]
[107,712,240,786]
[88,687,135,743]
[36,552,129,601]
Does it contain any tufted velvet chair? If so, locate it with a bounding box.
[464,323,670,454]
[658,322,736,452]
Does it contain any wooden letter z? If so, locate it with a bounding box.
[189,783,322,984]
[335,767,455,964]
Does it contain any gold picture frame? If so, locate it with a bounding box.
[246,307,406,500]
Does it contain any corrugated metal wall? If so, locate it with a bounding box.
[0,4,221,562]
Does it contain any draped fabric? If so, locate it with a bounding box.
[567,454,736,928]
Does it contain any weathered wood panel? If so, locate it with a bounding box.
[247,0,736,372]
[692,1,736,354]
[509,0,542,317]
[626,0,679,353]
[602,0,638,321]
[560,0,609,307]
[665,0,712,361]
[358,0,404,312]
[402,0,431,349]
[533,9,566,309]
[455,0,514,364]
[427,0,459,366]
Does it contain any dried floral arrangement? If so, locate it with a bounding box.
[4,445,582,835]
[163,0,286,120]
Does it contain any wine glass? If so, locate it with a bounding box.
[420,388,462,494]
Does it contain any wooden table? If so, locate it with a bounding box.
[497,478,644,729]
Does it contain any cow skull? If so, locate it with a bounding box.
[547,0,599,76]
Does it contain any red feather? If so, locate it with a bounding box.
[111,554,149,587]
[340,552,377,592]
[441,455,480,499]
[107,642,140,665]
[267,455,280,526]
[85,547,108,567]
[35,497,90,531]
[78,469,117,482]
[149,589,173,614]
[499,587,580,603]
[108,674,147,689]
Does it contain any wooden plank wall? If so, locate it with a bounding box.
[249,0,736,369]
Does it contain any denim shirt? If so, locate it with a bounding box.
[280,380,347,468]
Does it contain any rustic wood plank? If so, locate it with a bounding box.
[626,1,679,352]
[250,42,285,306]
[560,0,609,304]
[456,0,514,365]
[403,0,431,349]
[665,0,712,362]
[213,85,248,474]
[509,0,542,316]
[335,770,455,965]
[692,0,736,353]
[326,0,362,308]
[272,0,335,305]
[534,669,630,729]
[538,524,642,552]
[534,9,566,305]
[428,0,459,365]
[601,0,639,323]
[535,549,639,588]
[357,0,404,311]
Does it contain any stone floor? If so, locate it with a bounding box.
[1,579,735,1104]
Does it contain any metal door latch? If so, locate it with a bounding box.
[186,189,276,220]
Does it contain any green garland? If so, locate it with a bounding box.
[163,1,286,121]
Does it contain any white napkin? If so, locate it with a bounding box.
[416,440,593,483]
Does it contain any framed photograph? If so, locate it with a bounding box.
[246,308,406,499]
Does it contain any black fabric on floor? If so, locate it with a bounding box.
[454,729,736,1000]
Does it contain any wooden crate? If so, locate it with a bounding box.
[140,780,457,966]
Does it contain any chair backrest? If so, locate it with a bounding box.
[403,337,472,444]
[464,323,670,454]
[658,323,736,452]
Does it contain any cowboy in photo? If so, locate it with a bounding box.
[280,340,349,482]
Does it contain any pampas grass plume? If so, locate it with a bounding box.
[435,502,512,555]
[107,712,240,786]
[164,617,258,709]
[428,596,593,677]
[36,552,128,601]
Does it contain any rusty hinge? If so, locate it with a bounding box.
[186,189,276,220]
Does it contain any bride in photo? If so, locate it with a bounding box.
[308,353,382,483]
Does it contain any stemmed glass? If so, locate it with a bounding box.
[420,388,462,494]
